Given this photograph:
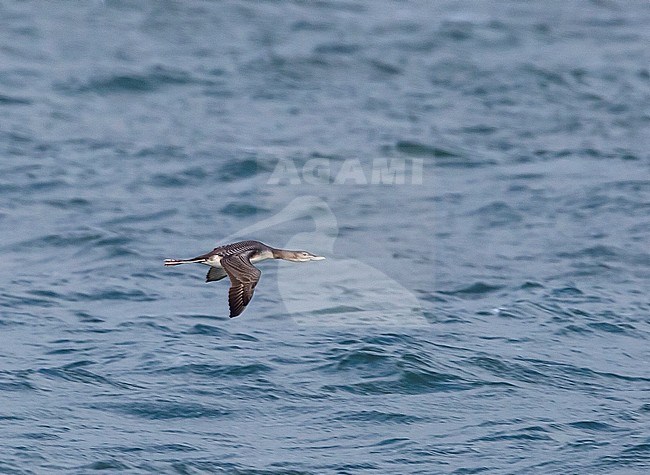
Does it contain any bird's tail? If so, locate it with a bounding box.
[164,258,205,266]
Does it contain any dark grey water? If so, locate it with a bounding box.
[1,1,649,473]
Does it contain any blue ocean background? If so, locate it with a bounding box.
[1,1,649,473]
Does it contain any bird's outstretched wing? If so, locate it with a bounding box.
[220,253,262,318]
[206,267,227,282]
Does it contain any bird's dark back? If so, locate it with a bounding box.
[210,240,270,258]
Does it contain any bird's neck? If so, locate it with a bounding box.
[250,248,275,263]
[271,248,293,260]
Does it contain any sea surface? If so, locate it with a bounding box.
[1,1,649,473]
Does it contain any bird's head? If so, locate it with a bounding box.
[282,250,326,262]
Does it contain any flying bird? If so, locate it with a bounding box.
[164,240,325,318]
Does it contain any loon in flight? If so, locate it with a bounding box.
[164,240,325,318]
